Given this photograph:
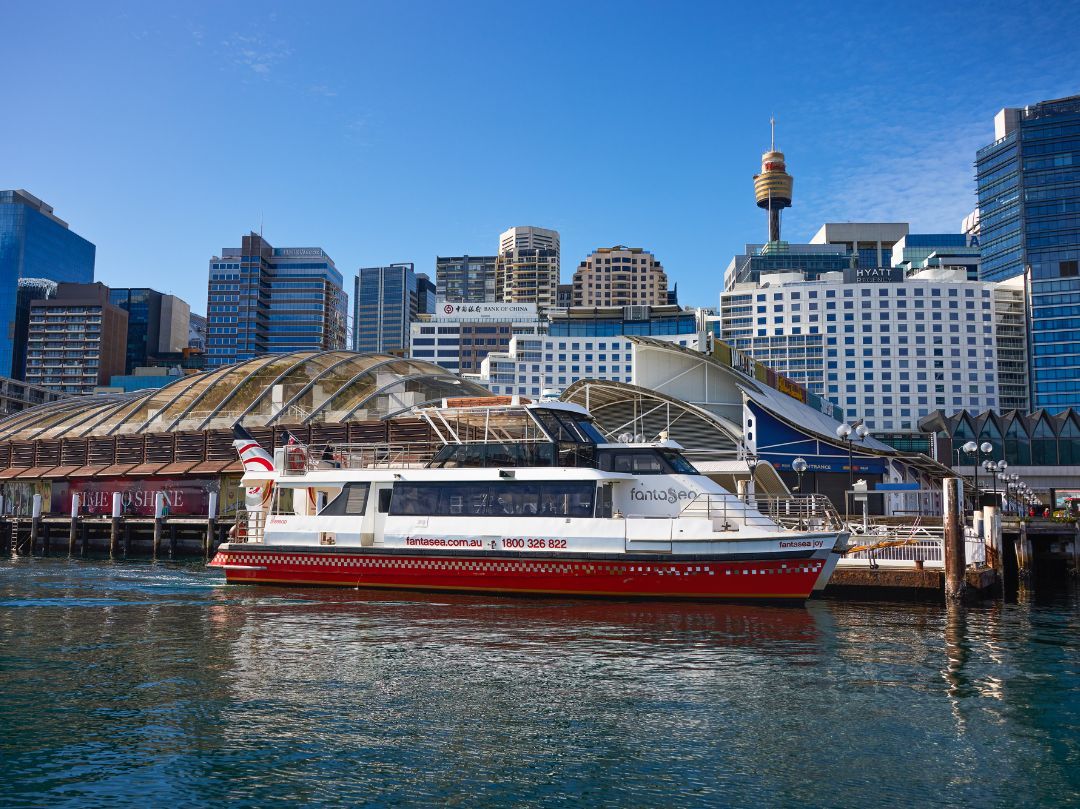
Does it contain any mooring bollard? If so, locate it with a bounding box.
[152,492,165,560]
[943,477,967,603]
[205,493,218,560]
[109,492,122,559]
[68,494,80,557]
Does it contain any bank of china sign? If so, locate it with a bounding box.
[435,301,538,319]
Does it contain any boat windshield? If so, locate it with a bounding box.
[597,448,700,475]
[531,408,605,444]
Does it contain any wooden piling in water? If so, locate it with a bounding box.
[67,495,80,557]
[123,523,132,558]
[1017,521,1033,582]
[943,477,967,603]
[109,493,122,559]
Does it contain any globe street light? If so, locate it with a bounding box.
[792,457,808,493]
[836,422,870,513]
[962,440,984,500]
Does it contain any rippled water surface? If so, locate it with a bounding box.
[1,559,1078,808]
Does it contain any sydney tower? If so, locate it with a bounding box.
[753,120,794,243]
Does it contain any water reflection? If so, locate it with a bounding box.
[1,560,1078,808]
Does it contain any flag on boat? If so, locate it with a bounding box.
[232,424,275,473]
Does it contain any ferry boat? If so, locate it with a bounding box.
[209,398,848,600]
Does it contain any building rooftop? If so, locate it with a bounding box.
[0,351,493,441]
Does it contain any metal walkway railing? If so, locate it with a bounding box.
[679,493,844,532]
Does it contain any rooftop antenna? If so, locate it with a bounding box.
[259,212,264,238]
[770,115,775,151]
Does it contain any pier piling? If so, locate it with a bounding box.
[28,495,42,556]
[205,493,218,560]
[152,492,164,560]
[67,495,80,557]
[109,493,122,559]
[943,477,967,602]
[983,503,1002,577]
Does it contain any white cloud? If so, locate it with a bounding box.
[225,34,291,77]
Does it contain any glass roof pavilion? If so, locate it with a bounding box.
[0,351,493,441]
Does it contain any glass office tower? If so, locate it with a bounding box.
[976,95,1080,410]
[353,264,435,354]
[0,190,96,378]
[110,288,162,373]
[206,232,347,367]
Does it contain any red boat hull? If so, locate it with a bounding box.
[209,546,829,600]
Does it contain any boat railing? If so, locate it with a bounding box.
[282,442,444,474]
[679,493,844,531]
[229,510,266,543]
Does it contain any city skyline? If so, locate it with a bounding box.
[4,1,1080,314]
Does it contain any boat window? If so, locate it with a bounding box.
[429,442,559,468]
[533,409,589,443]
[597,449,697,475]
[319,483,370,516]
[603,450,665,474]
[377,488,392,513]
[659,450,700,475]
[270,487,295,515]
[389,481,595,518]
[574,420,607,444]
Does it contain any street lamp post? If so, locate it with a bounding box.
[792,457,808,493]
[836,423,869,516]
[962,441,991,503]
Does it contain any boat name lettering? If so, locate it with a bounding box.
[778,540,824,549]
[630,487,695,503]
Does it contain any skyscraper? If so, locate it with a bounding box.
[0,190,96,378]
[976,94,1080,410]
[24,283,128,395]
[109,288,192,373]
[495,226,560,308]
[205,233,347,367]
[571,246,669,307]
[435,255,498,302]
[353,263,435,354]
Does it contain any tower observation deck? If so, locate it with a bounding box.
[753,119,794,243]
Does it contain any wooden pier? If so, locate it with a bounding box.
[1,513,232,560]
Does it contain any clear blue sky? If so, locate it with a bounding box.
[5,0,1079,316]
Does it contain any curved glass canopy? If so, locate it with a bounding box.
[0,351,493,441]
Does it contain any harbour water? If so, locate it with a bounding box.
[1,559,1077,808]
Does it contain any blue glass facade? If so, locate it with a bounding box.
[977,96,1080,410]
[0,191,95,378]
[725,243,851,288]
[547,311,697,337]
[353,264,435,354]
[109,288,161,373]
[206,233,347,367]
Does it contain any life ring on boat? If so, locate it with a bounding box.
[286,446,308,471]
